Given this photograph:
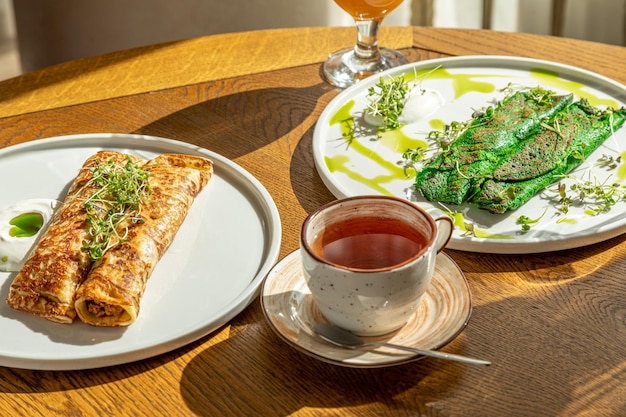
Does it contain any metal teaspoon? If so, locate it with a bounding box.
[313,323,491,366]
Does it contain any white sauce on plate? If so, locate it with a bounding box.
[399,88,444,124]
[0,198,61,272]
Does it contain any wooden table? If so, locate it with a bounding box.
[1,26,625,417]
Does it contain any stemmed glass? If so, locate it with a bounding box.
[323,0,409,88]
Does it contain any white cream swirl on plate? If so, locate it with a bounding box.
[398,88,444,123]
[0,198,61,272]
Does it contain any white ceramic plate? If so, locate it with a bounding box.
[0,134,282,370]
[261,250,472,368]
[313,56,626,253]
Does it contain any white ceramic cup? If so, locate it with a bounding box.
[300,195,453,336]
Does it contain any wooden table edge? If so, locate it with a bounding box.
[0,26,413,118]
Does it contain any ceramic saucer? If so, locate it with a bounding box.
[260,250,473,368]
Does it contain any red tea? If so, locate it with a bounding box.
[311,216,427,269]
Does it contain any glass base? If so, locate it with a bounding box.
[322,46,409,88]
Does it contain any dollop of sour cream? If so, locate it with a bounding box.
[0,198,61,272]
[398,88,444,124]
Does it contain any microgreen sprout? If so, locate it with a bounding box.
[365,75,410,131]
[79,157,151,261]
[339,118,356,147]
[501,83,557,106]
[437,203,476,237]
[595,154,621,170]
[427,119,475,151]
[516,208,548,233]
[460,221,475,237]
[539,118,563,138]
[527,86,557,106]
[551,169,626,216]
[401,147,427,177]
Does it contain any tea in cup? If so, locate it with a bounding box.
[300,196,453,336]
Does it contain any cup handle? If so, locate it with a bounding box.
[433,216,453,253]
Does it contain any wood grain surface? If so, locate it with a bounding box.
[0,26,625,417]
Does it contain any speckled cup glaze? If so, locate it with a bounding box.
[300,196,453,336]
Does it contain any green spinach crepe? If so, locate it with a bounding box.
[415,89,626,213]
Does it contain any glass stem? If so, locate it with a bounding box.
[353,19,382,60]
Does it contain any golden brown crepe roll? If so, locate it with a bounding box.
[6,151,142,323]
[74,153,213,326]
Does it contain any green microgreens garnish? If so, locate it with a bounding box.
[401,147,427,177]
[527,86,557,106]
[551,171,626,216]
[426,119,476,151]
[460,221,476,237]
[516,208,548,233]
[365,75,411,131]
[595,153,621,169]
[539,118,563,138]
[339,118,356,147]
[501,83,557,106]
[79,156,151,261]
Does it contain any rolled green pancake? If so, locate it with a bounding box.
[416,90,573,204]
[470,101,626,213]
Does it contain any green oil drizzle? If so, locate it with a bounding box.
[429,118,445,131]
[448,211,469,232]
[325,155,396,196]
[324,132,417,195]
[556,217,578,225]
[378,129,427,153]
[617,151,626,182]
[325,67,503,198]
[403,67,497,99]
[447,210,513,239]
[9,212,44,237]
[330,100,355,125]
[327,98,426,195]
[473,227,512,240]
[529,68,619,108]
[452,76,496,99]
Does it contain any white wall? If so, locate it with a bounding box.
[12,0,410,72]
[0,0,13,41]
[2,0,624,75]
[434,0,625,45]
[545,0,624,45]
[0,0,18,80]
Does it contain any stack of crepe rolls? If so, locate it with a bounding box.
[6,151,213,326]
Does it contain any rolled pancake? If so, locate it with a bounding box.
[74,153,213,326]
[6,151,142,323]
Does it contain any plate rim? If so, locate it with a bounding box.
[0,133,282,370]
[260,249,472,368]
[312,55,626,254]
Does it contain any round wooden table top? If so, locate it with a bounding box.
[1,26,625,417]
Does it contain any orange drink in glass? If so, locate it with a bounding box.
[322,0,409,88]
[334,0,405,20]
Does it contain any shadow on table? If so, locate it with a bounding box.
[448,231,626,284]
[133,82,332,162]
[179,302,468,417]
[132,80,338,214]
[178,238,626,417]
